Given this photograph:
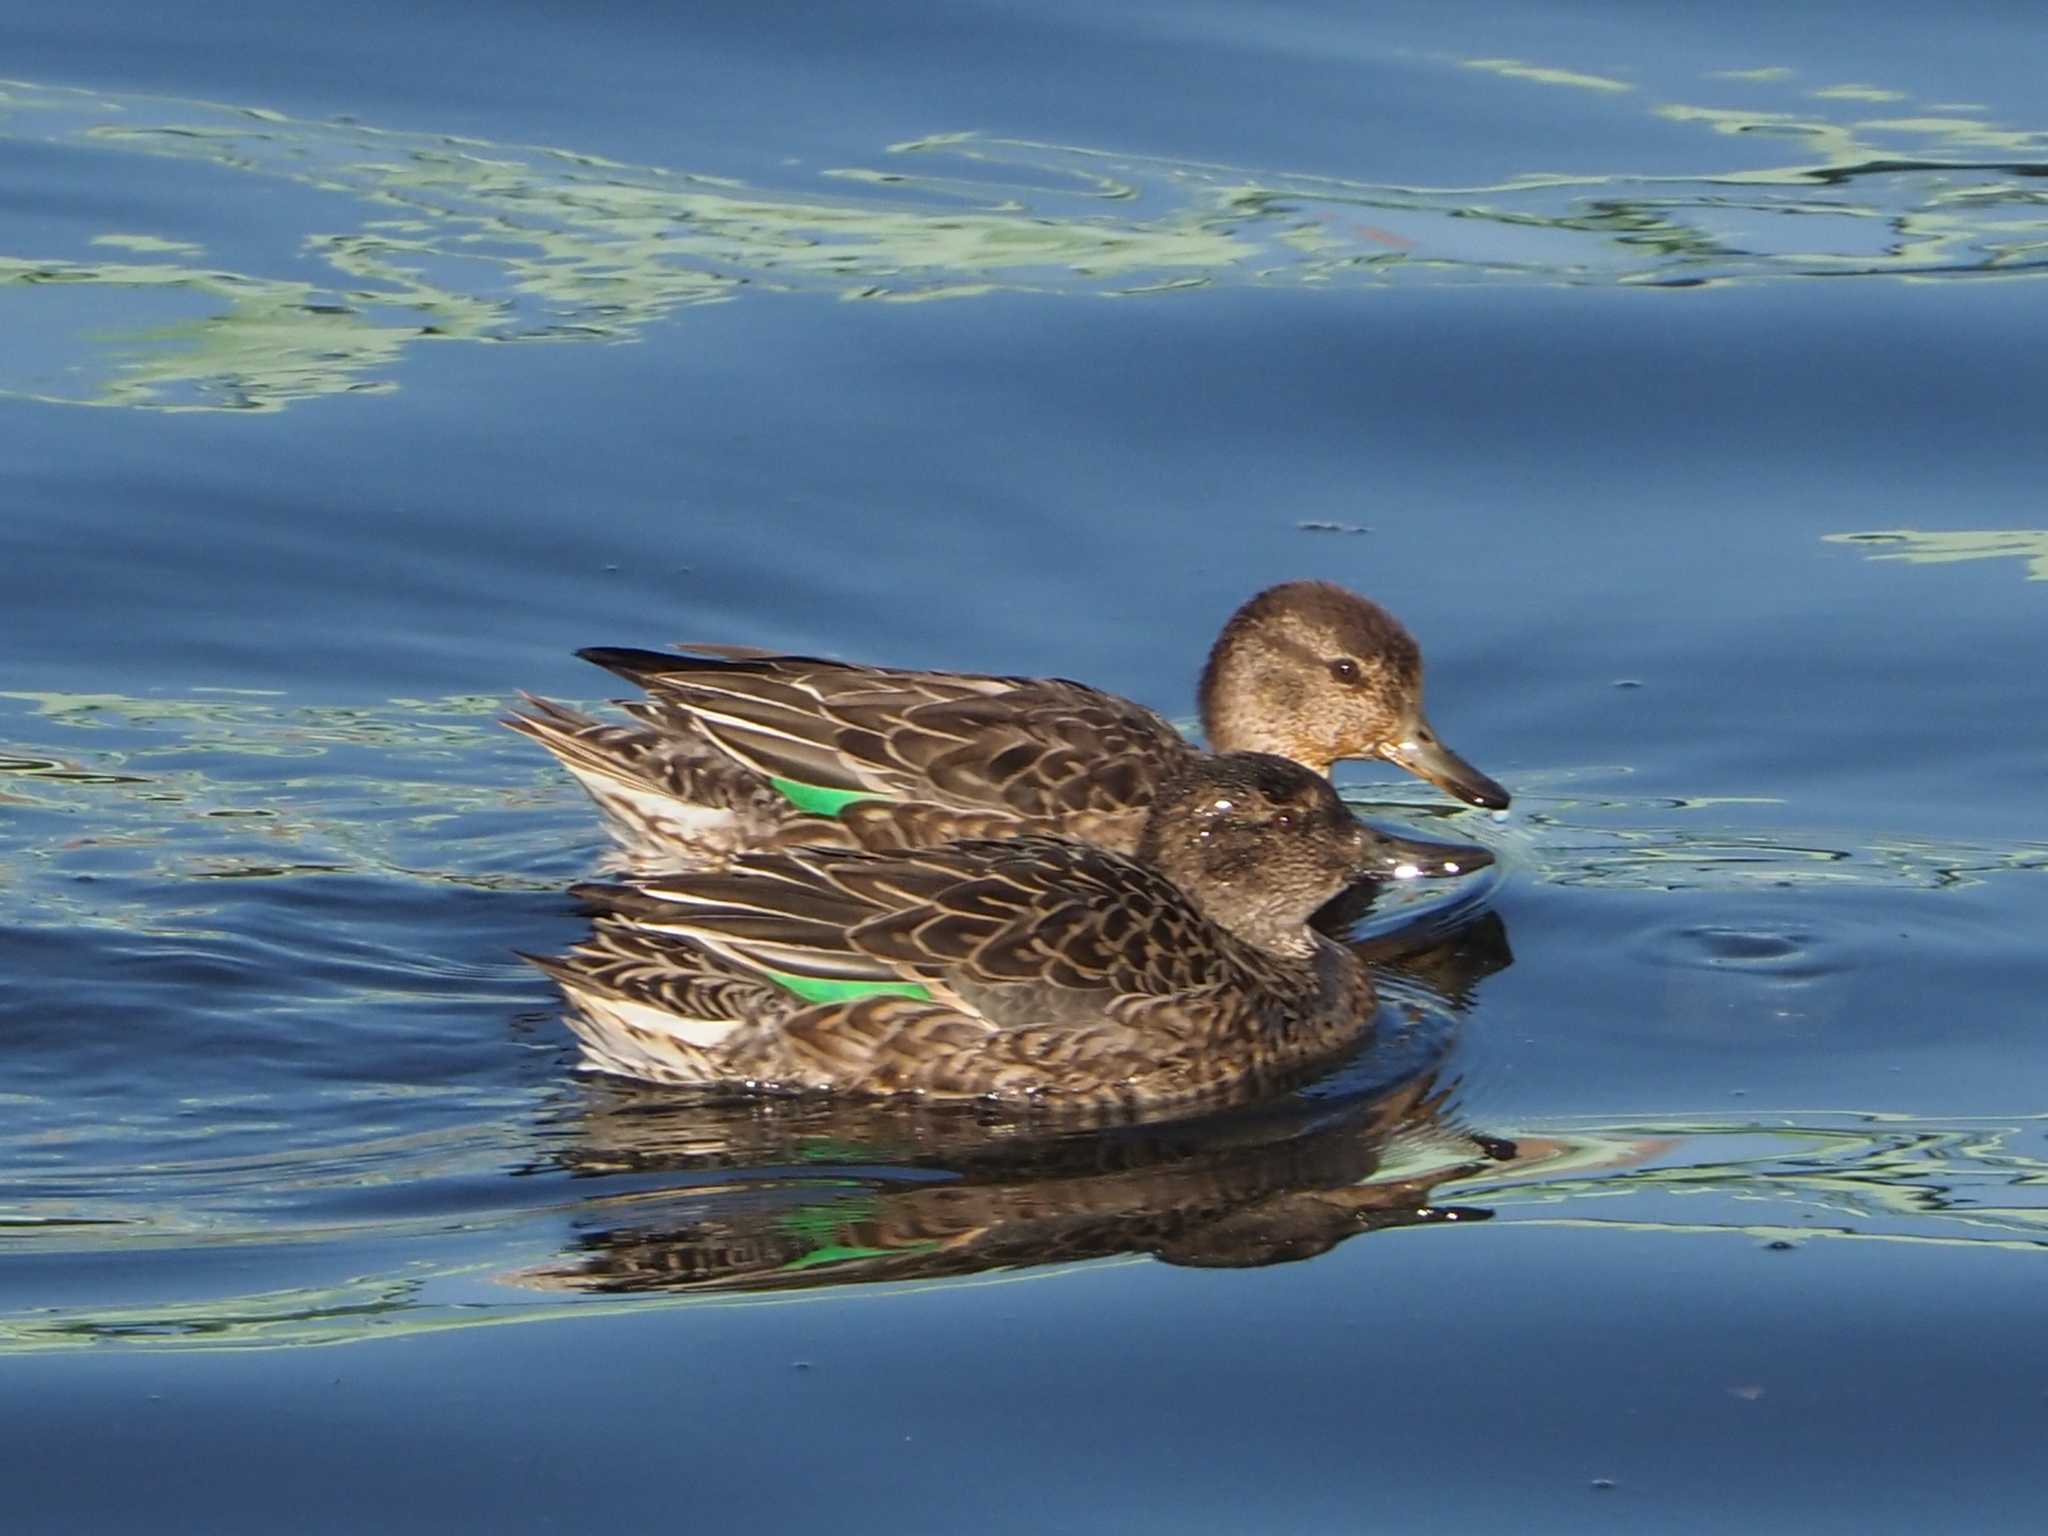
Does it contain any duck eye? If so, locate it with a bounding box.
[1272,810,1296,830]
[1328,657,1361,686]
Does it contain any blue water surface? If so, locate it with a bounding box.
[4,1,2045,1530]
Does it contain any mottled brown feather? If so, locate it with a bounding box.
[523,584,1509,874]
[547,758,1384,1106]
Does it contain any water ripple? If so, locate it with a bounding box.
[4,69,2045,410]
[6,690,2045,1351]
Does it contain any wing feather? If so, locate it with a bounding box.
[578,646,1191,820]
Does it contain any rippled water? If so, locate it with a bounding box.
[6,1,2047,1528]
[5,65,2045,413]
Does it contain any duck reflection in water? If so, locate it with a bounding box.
[518,908,1515,1295]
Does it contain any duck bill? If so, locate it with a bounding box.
[1351,820,1495,882]
[1378,726,1511,811]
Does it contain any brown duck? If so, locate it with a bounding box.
[532,753,1404,1107]
[507,580,1509,868]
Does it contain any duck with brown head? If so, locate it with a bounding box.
[506,581,1509,868]
[532,753,1399,1107]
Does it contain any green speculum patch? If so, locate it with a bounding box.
[767,774,886,817]
[765,968,934,1006]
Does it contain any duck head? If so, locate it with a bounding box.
[1196,581,1510,811]
[1138,752,1396,956]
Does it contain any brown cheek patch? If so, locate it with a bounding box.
[1264,667,1308,712]
[1287,727,1340,771]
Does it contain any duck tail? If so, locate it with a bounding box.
[504,694,802,864]
[523,925,798,1088]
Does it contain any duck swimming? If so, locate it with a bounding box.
[533,753,1397,1107]
[507,580,1509,868]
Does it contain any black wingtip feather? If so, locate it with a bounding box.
[516,949,575,982]
[571,884,725,930]
[568,880,667,918]
[576,646,680,684]
[577,645,791,684]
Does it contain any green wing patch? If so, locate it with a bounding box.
[768,774,885,817]
[765,969,935,1005]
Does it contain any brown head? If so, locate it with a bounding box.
[1195,581,1510,810]
[1137,752,1387,957]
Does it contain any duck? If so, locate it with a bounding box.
[532,752,1396,1107]
[506,581,1509,870]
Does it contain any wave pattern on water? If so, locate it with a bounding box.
[5,691,2045,1353]
[3,70,2045,410]
[1478,1112,2048,1253]
[4,1100,2043,1355]
[0,691,574,1249]
[1341,770,2048,895]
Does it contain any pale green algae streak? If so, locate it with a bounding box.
[2,67,2045,411]
[1826,529,2048,582]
